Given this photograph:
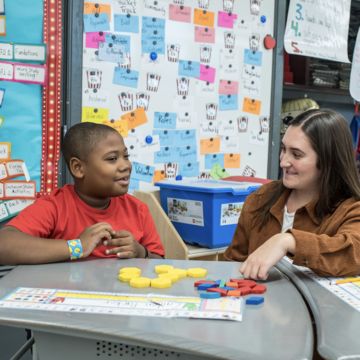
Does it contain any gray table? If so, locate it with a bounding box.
[0,259,314,360]
[276,259,360,360]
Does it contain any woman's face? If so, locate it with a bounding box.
[280,125,321,192]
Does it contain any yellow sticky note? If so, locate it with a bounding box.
[153,170,166,185]
[121,107,148,130]
[0,142,11,161]
[193,8,215,28]
[224,154,241,168]
[242,98,262,115]
[0,16,6,37]
[84,2,111,22]
[200,138,220,155]
[102,120,128,137]
[82,107,109,124]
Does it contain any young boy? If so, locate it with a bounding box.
[0,123,165,265]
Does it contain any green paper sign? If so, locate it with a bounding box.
[210,162,230,179]
[0,116,5,129]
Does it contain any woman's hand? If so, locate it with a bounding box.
[239,233,296,280]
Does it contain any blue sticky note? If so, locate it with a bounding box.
[141,17,165,54]
[153,112,177,129]
[114,14,139,33]
[105,34,131,53]
[131,162,155,183]
[0,88,5,108]
[176,146,197,162]
[83,13,110,33]
[219,95,238,111]
[178,60,201,78]
[205,154,224,169]
[244,49,263,67]
[178,161,200,178]
[154,146,178,164]
[113,67,139,88]
[175,130,196,146]
[153,130,175,146]
[128,178,140,193]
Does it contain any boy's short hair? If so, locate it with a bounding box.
[62,122,118,172]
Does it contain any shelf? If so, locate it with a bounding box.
[283,84,353,105]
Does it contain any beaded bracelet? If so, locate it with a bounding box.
[68,239,83,260]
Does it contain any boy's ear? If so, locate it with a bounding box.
[69,157,84,179]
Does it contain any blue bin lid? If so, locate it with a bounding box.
[154,179,262,195]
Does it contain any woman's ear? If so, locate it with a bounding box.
[69,157,84,179]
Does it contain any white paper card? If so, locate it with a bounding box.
[5,182,35,198]
[143,0,167,19]
[220,49,240,65]
[98,43,125,64]
[0,183,3,198]
[0,43,12,60]
[113,0,139,15]
[195,81,216,98]
[0,203,8,220]
[242,79,261,96]
[0,88,4,106]
[173,95,194,112]
[22,163,30,182]
[218,120,237,137]
[124,137,141,161]
[140,53,165,72]
[0,143,9,159]
[139,135,161,153]
[83,89,110,109]
[220,136,239,152]
[0,62,13,80]
[0,18,5,34]
[83,48,105,69]
[350,27,360,101]
[14,65,46,83]
[6,161,24,177]
[14,45,46,62]
[0,0,4,14]
[233,19,252,35]
[242,63,262,80]
[249,129,267,146]
[199,121,219,138]
[6,199,35,215]
[219,62,239,81]
[0,163,6,180]
[176,112,197,129]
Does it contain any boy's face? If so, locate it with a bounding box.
[81,131,132,198]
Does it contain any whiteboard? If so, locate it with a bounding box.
[81,0,275,192]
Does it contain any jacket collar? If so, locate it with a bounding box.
[270,187,320,226]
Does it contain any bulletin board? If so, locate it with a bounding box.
[81,0,278,192]
[0,0,63,221]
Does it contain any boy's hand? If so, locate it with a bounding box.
[79,222,115,257]
[103,230,145,259]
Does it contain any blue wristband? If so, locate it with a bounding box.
[68,239,83,260]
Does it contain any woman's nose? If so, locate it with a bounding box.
[280,153,290,168]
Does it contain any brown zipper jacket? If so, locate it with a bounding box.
[223,182,360,277]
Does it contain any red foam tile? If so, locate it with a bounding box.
[232,280,257,289]
[194,280,216,287]
[207,288,228,297]
[251,284,267,294]
[238,286,251,296]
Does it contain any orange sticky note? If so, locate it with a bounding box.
[102,120,128,138]
[242,97,262,115]
[84,2,111,22]
[200,138,220,155]
[193,8,215,28]
[121,107,148,130]
[224,154,241,168]
[153,170,166,185]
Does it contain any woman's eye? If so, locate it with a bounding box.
[293,153,300,158]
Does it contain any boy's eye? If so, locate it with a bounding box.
[124,154,130,158]
[107,157,117,161]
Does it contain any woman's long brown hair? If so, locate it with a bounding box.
[254,109,360,229]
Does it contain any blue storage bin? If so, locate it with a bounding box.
[155,179,262,249]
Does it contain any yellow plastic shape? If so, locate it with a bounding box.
[167,269,188,278]
[155,265,174,274]
[130,277,152,288]
[159,273,179,283]
[187,268,208,278]
[151,278,172,289]
[118,273,141,282]
[119,267,141,275]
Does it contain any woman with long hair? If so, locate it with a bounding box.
[224,109,360,279]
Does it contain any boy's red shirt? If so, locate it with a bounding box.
[6,184,165,258]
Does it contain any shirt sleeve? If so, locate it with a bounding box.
[288,203,360,277]
[4,197,58,238]
[223,196,252,262]
[139,206,165,257]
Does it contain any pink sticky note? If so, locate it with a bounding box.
[218,11,237,29]
[169,4,191,23]
[85,31,109,49]
[194,26,215,44]
[219,80,239,95]
[195,64,216,83]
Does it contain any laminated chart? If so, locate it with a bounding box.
[0,287,243,321]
